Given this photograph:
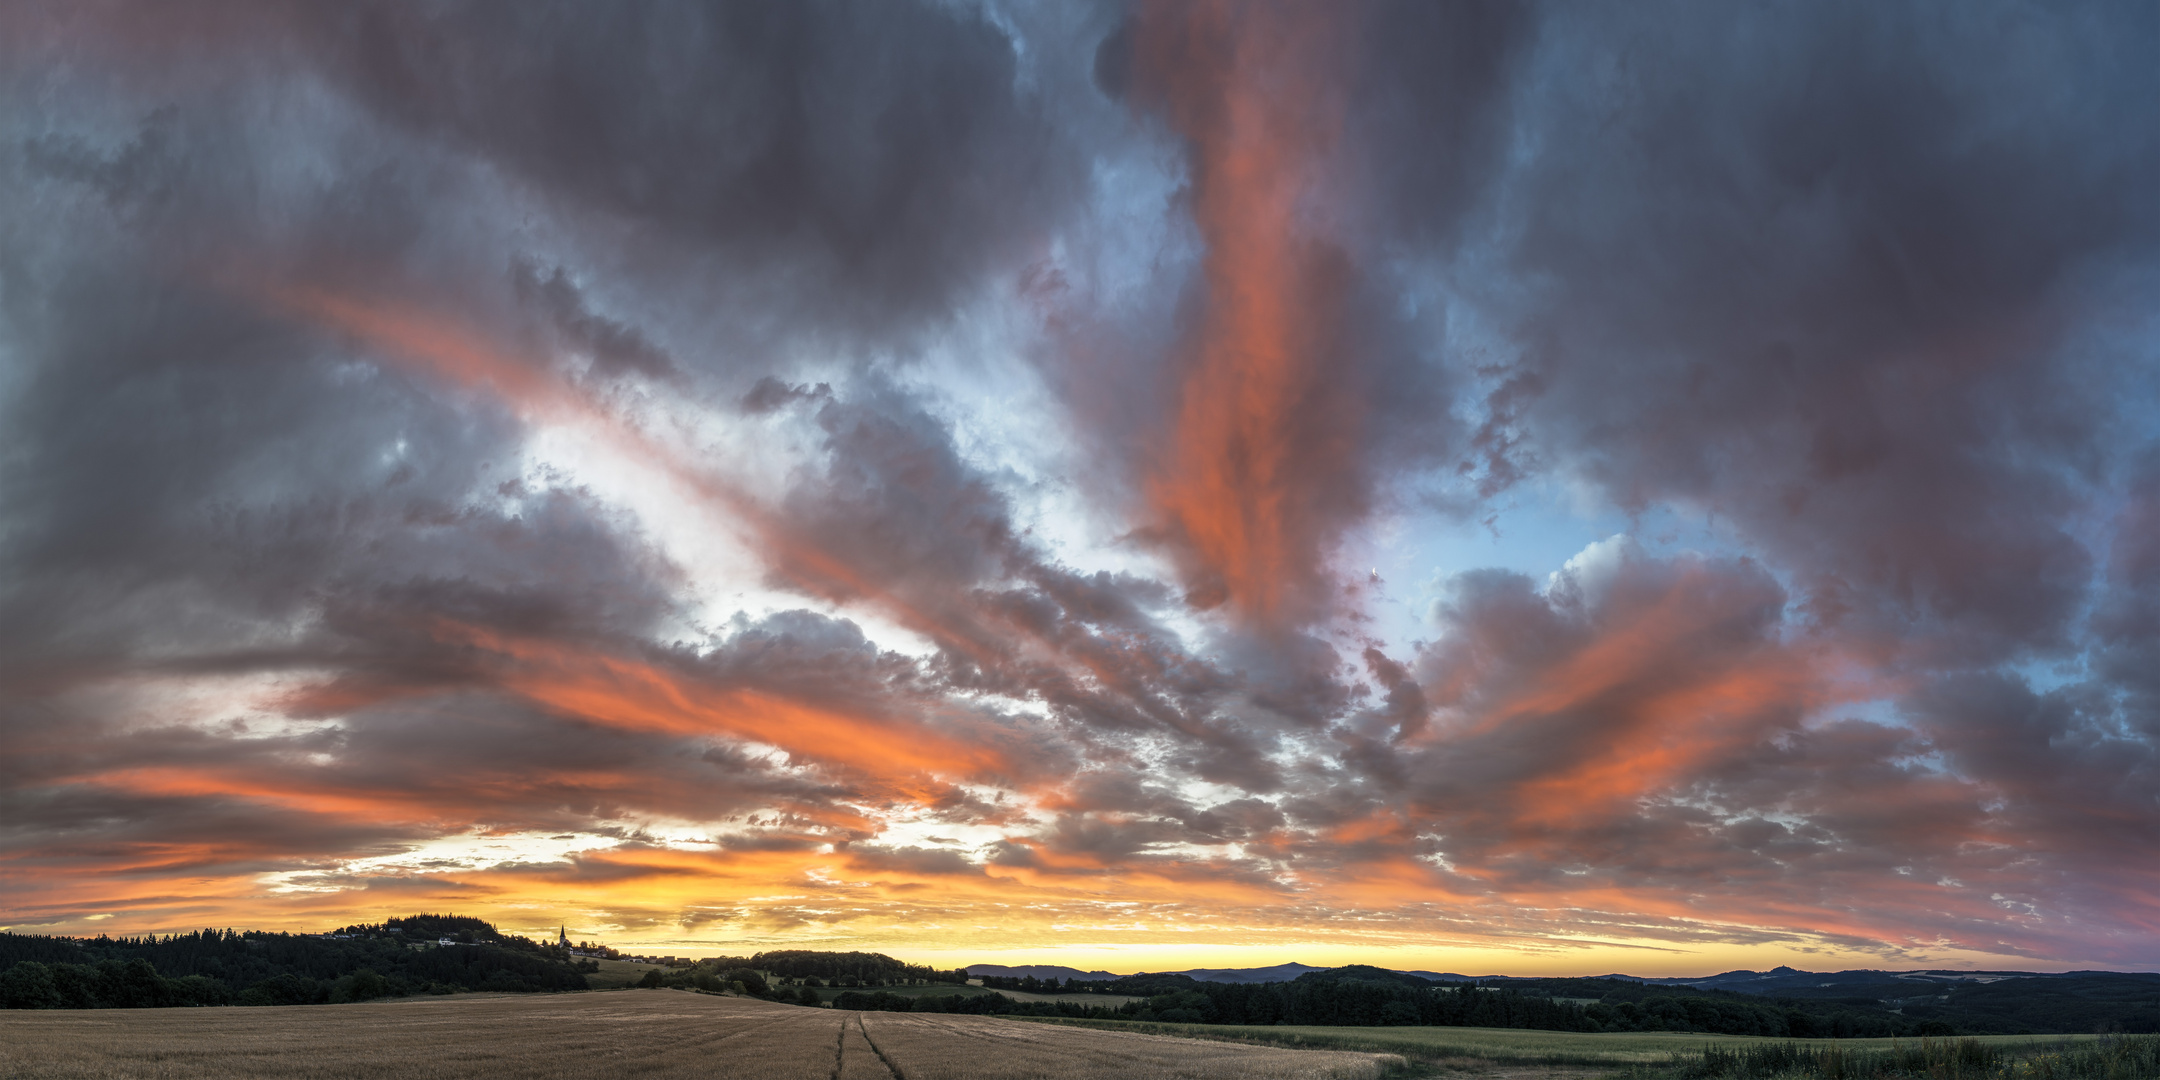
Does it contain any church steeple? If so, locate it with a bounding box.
[558,924,570,948]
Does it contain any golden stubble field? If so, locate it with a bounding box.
[0,989,1401,1080]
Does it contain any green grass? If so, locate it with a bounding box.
[581,958,668,990]
[1009,1018,2116,1069]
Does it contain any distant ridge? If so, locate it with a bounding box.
[1159,962,1331,984]
[967,961,1336,984]
[968,961,2158,991]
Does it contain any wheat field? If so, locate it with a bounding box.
[0,990,1400,1080]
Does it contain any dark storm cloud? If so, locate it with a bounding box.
[288,0,1094,343]
[1045,771,1287,847]
[1347,1,1530,250]
[784,384,1027,617]
[0,0,1131,934]
[748,377,1307,790]
[1295,0,2160,956]
[1360,536,2158,960]
[842,845,984,879]
[2,17,577,695]
[1433,0,2160,667]
[2,0,1115,455]
[2090,453,2160,730]
[1905,673,2160,907]
[695,610,906,700]
[0,272,523,687]
[511,260,681,383]
[1338,0,1534,500]
[0,7,1105,714]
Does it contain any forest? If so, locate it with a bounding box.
[950,967,2155,1036]
[0,917,588,1008]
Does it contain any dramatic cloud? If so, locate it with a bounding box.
[1120,1,1364,626]
[1,0,2155,974]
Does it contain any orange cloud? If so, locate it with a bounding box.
[266,283,1006,665]
[1131,0,1361,628]
[264,283,1247,760]
[464,628,1021,803]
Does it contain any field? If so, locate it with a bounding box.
[581,958,670,989]
[1019,1017,2131,1073]
[0,990,1400,1080]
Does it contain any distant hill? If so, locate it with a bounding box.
[970,961,1348,985]
[1162,962,1332,984]
[1291,964,1441,988]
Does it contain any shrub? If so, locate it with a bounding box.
[173,975,233,1007]
[1,962,64,1009]
[239,974,324,1007]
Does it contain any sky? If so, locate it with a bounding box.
[1,1,2156,978]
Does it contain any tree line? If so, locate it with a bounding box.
[0,923,587,1009]
[745,950,966,986]
[1068,969,1959,1037]
[838,967,1966,1038]
[0,923,971,1012]
[626,952,963,999]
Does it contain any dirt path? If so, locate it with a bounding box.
[842,1013,903,1079]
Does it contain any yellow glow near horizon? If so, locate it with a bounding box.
[8,891,2091,979]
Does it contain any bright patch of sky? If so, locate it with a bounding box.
[1350,482,1751,649]
[66,669,334,739]
[869,809,1013,857]
[258,828,633,894]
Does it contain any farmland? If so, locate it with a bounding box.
[1018,1016,2134,1072]
[0,989,1400,1080]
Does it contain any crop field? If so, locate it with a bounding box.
[0,990,1400,1080]
[1018,1017,2117,1067]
